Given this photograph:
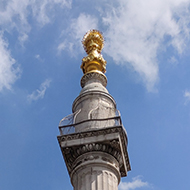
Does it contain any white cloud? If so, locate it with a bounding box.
[31,0,72,26]
[70,13,98,42]
[119,176,149,190]
[102,0,190,91]
[0,0,72,43]
[0,0,31,42]
[27,79,51,102]
[57,42,66,55]
[35,54,40,59]
[184,90,190,104]
[35,54,44,62]
[168,56,178,64]
[18,33,29,46]
[0,0,71,92]
[33,0,71,25]
[0,32,20,91]
[58,13,98,55]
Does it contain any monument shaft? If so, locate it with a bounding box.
[57,30,130,190]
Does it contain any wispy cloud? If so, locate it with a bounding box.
[168,56,178,65]
[0,0,72,44]
[119,176,150,190]
[57,42,66,55]
[70,13,98,43]
[184,90,190,105]
[102,0,190,91]
[0,0,71,91]
[0,32,20,92]
[57,0,190,91]
[0,0,31,33]
[31,0,72,26]
[58,13,98,55]
[35,54,44,62]
[27,79,51,102]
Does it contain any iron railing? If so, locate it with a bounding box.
[58,110,123,135]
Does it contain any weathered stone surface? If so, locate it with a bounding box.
[72,72,116,133]
[58,31,130,190]
[71,152,120,190]
[57,126,130,178]
[58,71,131,189]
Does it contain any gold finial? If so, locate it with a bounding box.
[81,30,107,74]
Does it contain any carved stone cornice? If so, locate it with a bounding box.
[61,142,121,173]
[80,71,107,88]
[57,126,131,177]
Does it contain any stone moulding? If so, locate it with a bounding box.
[57,125,131,177]
[80,71,107,88]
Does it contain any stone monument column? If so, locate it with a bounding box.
[57,30,131,190]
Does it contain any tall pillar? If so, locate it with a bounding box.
[57,30,131,190]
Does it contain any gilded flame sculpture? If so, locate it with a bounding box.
[81,30,107,74]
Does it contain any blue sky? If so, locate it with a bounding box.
[0,0,190,190]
